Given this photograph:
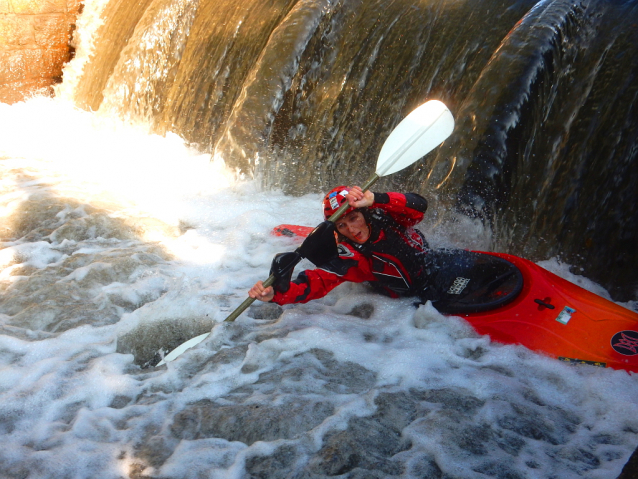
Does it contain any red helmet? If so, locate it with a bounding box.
[323,186,355,220]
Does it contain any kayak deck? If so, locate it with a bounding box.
[466,252,638,372]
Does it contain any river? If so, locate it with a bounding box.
[1,0,637,477]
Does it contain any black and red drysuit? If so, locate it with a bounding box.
[271,192,439,305]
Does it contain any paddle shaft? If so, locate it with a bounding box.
[224,173,381,323]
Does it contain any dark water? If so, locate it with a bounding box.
[71,0,638,300]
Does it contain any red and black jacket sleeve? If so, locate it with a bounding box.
[272,245,375,305]
[370,192,427,227]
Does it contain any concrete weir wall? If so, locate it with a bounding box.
[0,0,82,104]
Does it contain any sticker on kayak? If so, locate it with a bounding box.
[611,330,638,356]
[555,306,576,325]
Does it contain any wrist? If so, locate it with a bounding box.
[373,192,390,205]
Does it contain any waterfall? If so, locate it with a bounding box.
[428,0,638,300]
[62,0,638,300]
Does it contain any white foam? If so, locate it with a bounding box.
[1,97,637,478]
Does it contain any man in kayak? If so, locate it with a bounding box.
[248,185,457,306]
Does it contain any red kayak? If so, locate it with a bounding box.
[273,224,638,373]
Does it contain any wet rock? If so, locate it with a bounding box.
[457,424,493,455]
[347,303,374,319]
[170,398,334,445]
[249,349,377,395]
[308,417,406,476]
[473,461,526,479]
[3,196,70,241]
[496,402,578,446]
[50,214,179,243]
[247,302,283,320]
[245,445,300,479]
[307,391,422,476]
[407,456,445,478]
[135,434,180,471]
[373,391,420,431]
[110,395,133,409]
[0,241,172,333]
[416,387,486,414]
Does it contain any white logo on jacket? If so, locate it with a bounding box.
[337,244,354,257]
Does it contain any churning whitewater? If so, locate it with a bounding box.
[1,98,638,478]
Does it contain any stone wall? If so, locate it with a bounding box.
[0,0,82,104]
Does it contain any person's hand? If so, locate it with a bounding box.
[297,221,338,266]
[248,281,275,302]
[346,186,374,208]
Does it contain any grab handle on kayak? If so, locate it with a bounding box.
[534,298,555,310]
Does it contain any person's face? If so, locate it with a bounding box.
[335,211,370,244]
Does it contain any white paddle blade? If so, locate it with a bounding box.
[156,332,210,366]
[376,100,454,177]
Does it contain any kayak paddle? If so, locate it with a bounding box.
[157,99,454,365]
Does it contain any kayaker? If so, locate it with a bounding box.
[248,185,461,306]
